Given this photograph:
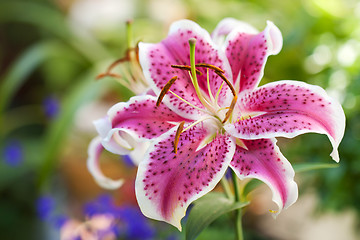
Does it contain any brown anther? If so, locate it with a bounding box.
[96,72,122,80]
[96,46,139,80]
[171,65,202,75]
[214,71,237,97]
[195,63,225,73]
[174,121,185,154]
[156,76,178,106]
[222,95,238,123]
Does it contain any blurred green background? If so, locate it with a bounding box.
[0,0,359,239]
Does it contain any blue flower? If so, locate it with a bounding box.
[117,206,156,240]
[3,140,23,167]
[84,194,156,239]
[43,95,60,119]
[36,195,55,220]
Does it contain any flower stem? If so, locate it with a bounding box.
[220,177,233,200]
[232,171,244,240]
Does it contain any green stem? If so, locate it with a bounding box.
[232,171,244,240]
[126,20,134,49]
[220,177,234,200]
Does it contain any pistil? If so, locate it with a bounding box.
[188,38,214,112]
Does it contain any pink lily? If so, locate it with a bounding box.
[89,18,345,230]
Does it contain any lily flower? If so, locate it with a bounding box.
[88,19,345,230]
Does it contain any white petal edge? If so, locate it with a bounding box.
[87,137,124,190]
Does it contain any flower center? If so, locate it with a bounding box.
[156,38,238,153]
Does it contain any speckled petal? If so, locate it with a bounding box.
[139,19,233,119]
[135,125,235,230]
[87,137,124,190]
[108,95,191,140]
[224,21,282,92]
[230,138,298,215]
[225,80,345,162]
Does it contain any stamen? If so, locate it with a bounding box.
[195,63,225,73]
[182,116,216,133]
[214,71,237,97]
[174,121,185,154]
[96,55,130,80]
[206,68,215,103]
[156,76,178,106]
[215,81,225,105]
[171,65,202,75]
[168,90,208,113]
[222,95,237,123]
[96,72,122,80]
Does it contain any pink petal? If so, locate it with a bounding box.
[87,137,124,190]
[139,19,233,119]
[108,95,191,140]
[135,125,235,230]
[230,138,298,215]
[224,21,282,92]
[211,18,258,45]
[225,80,346,162]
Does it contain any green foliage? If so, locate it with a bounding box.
[185,192,249,240]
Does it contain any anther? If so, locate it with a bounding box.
[174,121,185,154]
[195,63,225,73]
[96,72,122,80]
[171,65,202,75]
[222,95,237,123]
[96,47,137,80]
[214,71,237,97]
[156,76,178,106]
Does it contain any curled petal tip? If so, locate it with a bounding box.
[330,149,340,163]
[87,137,124,190]
[265,21,283,55]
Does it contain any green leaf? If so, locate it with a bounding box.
[243,179,263,196]
[37,68,109,189]
[293,162,339,173]
[0,42,61,117]
[0,41,66,137]
[185,192,249,240]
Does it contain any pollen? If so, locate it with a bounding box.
[269,209,278,214]
[157,76,178,106]
[174,121,185,154]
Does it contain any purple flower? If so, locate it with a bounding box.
[117,206,156,240]
[36,195,55,220]
[3,140,23,167]
[88,19,345,230]
[43,95,60,119]
[84,194,156,239]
